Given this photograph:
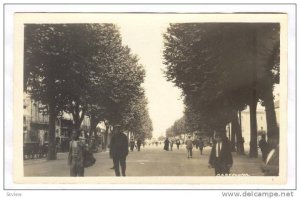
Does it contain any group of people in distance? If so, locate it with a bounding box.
[68,125,279,177]
[162,137,179,151]
[129,137,143,152]
[163,135,204,156]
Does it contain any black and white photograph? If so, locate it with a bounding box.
[2,3,299,198]
[0,2,296,195]
[13,13,287,183]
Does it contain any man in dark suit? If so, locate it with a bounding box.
[259,134,268,162]
[209,132,233,176]
[109,125,129,176]
[137,138,142,151]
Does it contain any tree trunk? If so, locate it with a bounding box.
[104,121,109,151]
[90,113,99,136]
[264,86,279,149]
[230,125,236,152]
[236,110,245,155]
[249,100,258,158]
[72,101,85,133]
[90,113,101,149]
[130,131,134,140]
[231,112,239,152]
[249,26,258,158]
[47,90,57,160]
[126,131,130,143]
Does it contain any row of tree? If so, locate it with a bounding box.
[163,23,280,157]
[24,24,152,160]
[165,116,186,138]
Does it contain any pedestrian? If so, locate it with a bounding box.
[129,138,135,152]
[170,139,174,151]
[164,138,170,151]
[237,137,245,155]
[155,141,158,147]
[109,124,129,177]
[176,139,180,149]
[195,138,199,149]
[199,137,204,155]
[259,134,268,162]
[209,132,233,176]
[68,130,85,177]
[185,135,193,159]
[137,138,142,151]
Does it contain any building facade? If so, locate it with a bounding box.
[23,93,91,152]
[239,101,279,151]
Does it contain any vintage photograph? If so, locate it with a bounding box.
[14,13,287,183]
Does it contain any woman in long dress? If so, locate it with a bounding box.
[164,138,170,151]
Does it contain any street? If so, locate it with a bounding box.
[24,145,264,177]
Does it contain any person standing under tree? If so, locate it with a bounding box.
[129,137,135,152]
[259,134,268,162]
[185,135,193,159]
[209,132,233,176]
[68,130,85,177]
[170,138,174,151]
[176,139,180,149]
[198,137,204,155]
[164,138,170,151]
[137,138,142,151]
[109,125,129,177]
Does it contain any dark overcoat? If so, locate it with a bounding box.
[110,132,129,158]
[209,138,233,167]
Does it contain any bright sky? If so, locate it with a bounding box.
[117,22,184,138]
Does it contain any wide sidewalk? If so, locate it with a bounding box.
[24,145,264,177]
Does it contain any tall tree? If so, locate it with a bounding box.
[25,24,72,160]
[163,23,280,157]
[24,23,150,159]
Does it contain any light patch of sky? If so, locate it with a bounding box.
[117,21,184,138]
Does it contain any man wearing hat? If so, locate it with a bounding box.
[109,124,129,176]
[209,132,233,176]
[68,130,85,177]
[185,135,193,158]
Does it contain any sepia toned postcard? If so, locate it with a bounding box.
[12,12,288,185]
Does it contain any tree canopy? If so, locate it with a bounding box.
[24,23,153,159]
[163,23,280,153]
